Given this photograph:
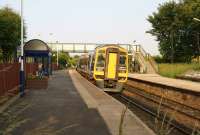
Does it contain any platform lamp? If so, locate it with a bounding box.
[56,41,59,68]
[19,0,25,97]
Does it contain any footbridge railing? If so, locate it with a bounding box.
[129,45,158,73]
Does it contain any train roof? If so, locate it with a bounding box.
[95,44,127,52]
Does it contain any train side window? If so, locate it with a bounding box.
[91,56,95,70]
[88,56,91,70]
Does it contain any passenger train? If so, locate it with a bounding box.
[76,44,128,92]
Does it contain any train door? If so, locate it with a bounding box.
[107,53,117,79]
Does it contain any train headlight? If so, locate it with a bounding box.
[95,75,104,79]
[96,67,104,72]
[118,67,126,73]
[118,77,126,81]
[119,70,126,73]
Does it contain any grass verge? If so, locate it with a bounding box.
[158,63,200,78]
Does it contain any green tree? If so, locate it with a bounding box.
[52,52,57,63]
[70,55,80,67]
[58,52,70,68]
[0,7,26,63]
[147,0,200,63]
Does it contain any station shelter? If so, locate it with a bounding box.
[24,39,52,77]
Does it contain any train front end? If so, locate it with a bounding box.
[93,45,128,92]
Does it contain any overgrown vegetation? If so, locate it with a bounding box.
[147,0,200,63]
[158,63,200,78]
[119,106,128,135]
[52,52,79,68]
[191,122,200,135]
[155,96,175,135]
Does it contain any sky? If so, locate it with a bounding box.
[0,0,169,55]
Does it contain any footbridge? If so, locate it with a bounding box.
[47,42,158,73]
[47,43,135,53]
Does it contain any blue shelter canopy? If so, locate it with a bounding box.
[24,39,52,76]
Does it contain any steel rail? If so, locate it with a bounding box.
[114,94,192,135]
[123,87,200,120]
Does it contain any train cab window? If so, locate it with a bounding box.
[119,55,126,67]
[97,53,105,67]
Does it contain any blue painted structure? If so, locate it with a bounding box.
[24,39,52,76]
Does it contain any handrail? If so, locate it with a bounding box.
[130,44,158,73]
[132,48,147,73]
[137,52,147,73]
[148,55,158,72]
[146,53,158,73]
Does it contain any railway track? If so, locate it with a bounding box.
[111,93,193,135]
[77,71,200,134]
[109,87,200,135]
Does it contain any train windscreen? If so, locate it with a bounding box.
[119,53,127,68]
[96,53,105,68]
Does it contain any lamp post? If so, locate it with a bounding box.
[20,0,25,97]
[56,41,59,67]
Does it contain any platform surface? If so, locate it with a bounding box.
[129,73,200,93]
[0,70,155,135]
[0,70,111,135]
[70,70,155,135]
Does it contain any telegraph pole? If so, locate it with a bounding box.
[20,0,25,97]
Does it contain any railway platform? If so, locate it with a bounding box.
[70,70,155,135]
[128,73,200,93]
[127,73,200,131]
[0,70,155,135]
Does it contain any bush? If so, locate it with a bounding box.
[153,55,166,63]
